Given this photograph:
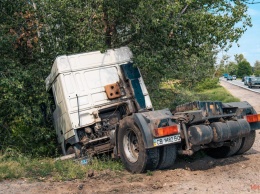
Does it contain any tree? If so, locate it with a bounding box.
[237,60,252,78]
[253,60,260,76]
[226,61,238,75]
[234,54,246,64]
[0,0,56,155]
[36,0,252,85]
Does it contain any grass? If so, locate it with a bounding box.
[197,86,240,102]
[0,150,124,181]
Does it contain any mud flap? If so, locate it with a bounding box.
[133,109,178,149]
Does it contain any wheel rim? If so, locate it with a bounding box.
[123,129,139,163]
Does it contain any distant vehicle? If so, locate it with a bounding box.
[232,75,236,80]
[223,73,228,78]
[248,77,260,88]
[226,75,233,81]
[244,76,251,85]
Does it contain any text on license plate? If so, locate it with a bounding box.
[153,134,181,146]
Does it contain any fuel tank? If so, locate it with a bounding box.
[188,125,213,145]
[210,119,250,142]
[188,119,251,145]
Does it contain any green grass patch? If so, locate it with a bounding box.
[0,161,24,179]
[197,86,240,102]
[0,150,124,181]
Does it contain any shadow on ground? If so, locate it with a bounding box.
[172,150,260,171]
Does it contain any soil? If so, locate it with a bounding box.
[1,80,260,194]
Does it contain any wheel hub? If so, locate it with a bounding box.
[123,129,139,163]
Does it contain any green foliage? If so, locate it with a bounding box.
[195,78,220,92]
[146,170,153,176]
[253,60,260,76]
[237,60,252,78]
[234,54,246,64]
[168,88,201,110]
[226,61,238,75]
[198,87,240,103]
[0,0,57,156]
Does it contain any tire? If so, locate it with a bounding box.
[66,146,75,155]
[205,138,242,158]
[157,144,177,170]
[236,130,256,155]
[118,116,160,173]
[74,143,82,158]
[65,143,82,157]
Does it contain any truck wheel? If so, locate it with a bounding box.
[66,146,75,155]
[118,117,160,173]
[74,143,82,158]
[65,143,81,158]
[205,138,242,158]
[157,144,177,170]
[236,130,256,155]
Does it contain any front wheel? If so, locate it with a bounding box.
[65,143,82,158]
[118,116,160,173]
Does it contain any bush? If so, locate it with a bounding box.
[195,78,220,92]
[168,88,200,110]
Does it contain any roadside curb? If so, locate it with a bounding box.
[220,78,260,94]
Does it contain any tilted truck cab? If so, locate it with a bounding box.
[46,47,260,173]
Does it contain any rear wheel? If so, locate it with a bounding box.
[118,116,160,173]
[205,138,242,158]
[236,131,256,155]
[157,144,177,170]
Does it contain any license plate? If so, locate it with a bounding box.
[153,134,181,146]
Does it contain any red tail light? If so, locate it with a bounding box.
[154,125,179,137]
[244,114,260,123]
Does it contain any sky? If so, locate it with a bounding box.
[219,3,260,66]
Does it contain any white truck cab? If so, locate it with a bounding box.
[46,47,153,156]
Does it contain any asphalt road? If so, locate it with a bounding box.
[220,77,260,94]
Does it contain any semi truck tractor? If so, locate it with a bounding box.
[46,47,260,173]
